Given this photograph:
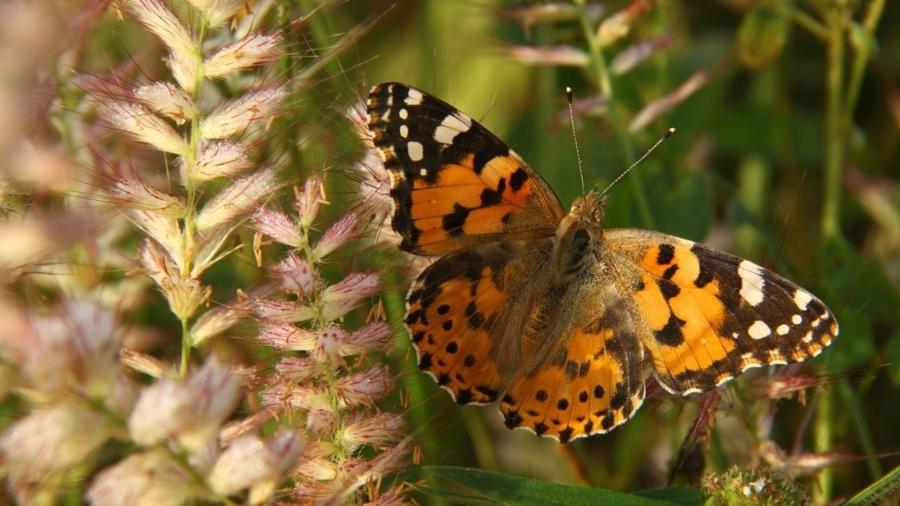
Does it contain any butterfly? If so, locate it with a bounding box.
[365,82,837,443]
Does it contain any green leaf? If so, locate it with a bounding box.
[845,464,900,506]
[423,466,705,505]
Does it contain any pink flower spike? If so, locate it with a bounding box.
[312,213,359,261]
[335,364,392,406]
[257,322,316,351]
[272,252,320,297]
[252,207,301,247]
[320,272,380,321]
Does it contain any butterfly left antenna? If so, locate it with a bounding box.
[566,86,586,196]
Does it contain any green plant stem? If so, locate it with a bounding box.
[791,6,829,40]
[843,0,885,127]
[574,0,654,229]
[180,318,191,378]
[814,387,834,504]
[178,20,210,378]
[820,6,846,242]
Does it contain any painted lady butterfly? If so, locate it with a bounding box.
[366,82,837,443]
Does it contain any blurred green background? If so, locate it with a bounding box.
[299,0,900,502]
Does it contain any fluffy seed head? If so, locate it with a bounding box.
[294,177,324,229]
[86,449,202,506]
[200,87,287,140]
[252,207,302,247]
[320,272,380,321]
[185,0,246,27]
[313,213,360,261]
[335,364,392,406]
[128,357,241,450]
[208,430,304,500]
[341,412,404,451]
[134,82,198,125]
[272,252,320,297]
[188,141,252,182]
[195,167,279,231]
[1,401,118,499]
[257,322,316,351]
[124,0,197,66]
[204,33,282,78]
[101,100,188,155]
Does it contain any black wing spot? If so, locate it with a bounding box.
[445,341,458,354]
[535,390,548,401]
[442,203,470,236]
[509,167,528,191]
[504,410,523,428]
[558,427,574,444]
[463,354,476,367]
[557,398,569,410]
[593,385,605,399]
[657,244,675,264]
[656,314,686,346]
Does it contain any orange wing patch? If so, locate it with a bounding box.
[500,289,645,443]
[606,230,838,395]
[405,240,553,405]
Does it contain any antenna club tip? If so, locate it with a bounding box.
[565,86,573,93]
[666,127,676,137]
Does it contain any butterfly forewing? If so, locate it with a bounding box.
[603,229,837,395]
[367,82,564,256]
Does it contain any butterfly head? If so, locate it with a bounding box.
[570,190,609,228]
[552,191,608,281]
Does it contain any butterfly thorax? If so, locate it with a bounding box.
[551,192,607,285]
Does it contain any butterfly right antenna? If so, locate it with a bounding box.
[597,127,676,198]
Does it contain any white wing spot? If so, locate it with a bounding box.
[792,314,802,324]
[776,324,790,335]
[802,331,813,343]
[419,168,428,177]
[738,260,766,307]
[399,124,408,138]
[793,289,813,311]
[405,88,423,105]
[408,141,424,161]
[434,113,472,144]
[399,108,408,120]
[748,320,771,340]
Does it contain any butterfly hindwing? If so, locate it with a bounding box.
[500,284,645,443]
[367,83,564,256]
[406,239,554,405]
[605,229,837,395]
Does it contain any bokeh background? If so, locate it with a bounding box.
[1,0,898,504]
